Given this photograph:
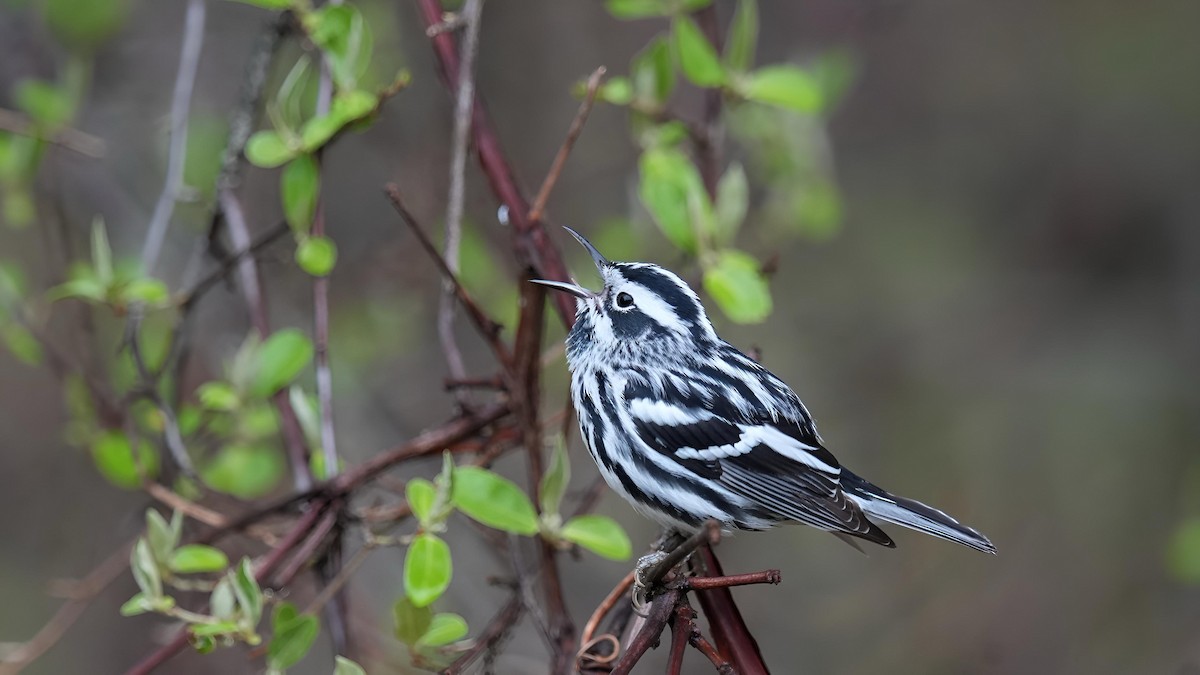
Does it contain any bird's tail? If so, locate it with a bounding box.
[841,471,996,554]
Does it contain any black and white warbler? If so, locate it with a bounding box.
[533,228,995,555]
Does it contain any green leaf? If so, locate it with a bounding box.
[119,592,154,617]
[245,130,298,169]
[742,65,822,113]
[638,147,709,253]
[0,321,42,366]
[605,0,669,19]
[2,187,36,229]
[393,596,433,646]
[43,0,131,51]
[289,386,323,456]
[131,537,163,598]
[16,80,73,130]
[560,515,632,561]
[724,0,758,72]
[191,633,216,654]
[714,162,748,244]
[594,77,633,106]
[169,545,229,574]
[307,4,371,90]
[295,236,337,277]
[92,430,158,489]
[120,278,170,306]
[540,440,570,518]
[211,577,236,620]
[145,509,178,563]
[234,558,263,625]
[250,329,313,397]
[407,478,437,527]
[1168,517,1200,585]
[190,620,239,638]
[299,115,341,152]
[702,249,772,323]
[672,16,725,87]
[451,466,539,535]
[417,613,468,648]
[229,0,294,10]
[197,381,239,412]
[330,90,377,126]
[201,445,285,499]
[334,656,367,675]
[90,218,112,284]
[404,533,452,608]
[268,602,320,670]
[631,36,675,107]
[281,155,320,234]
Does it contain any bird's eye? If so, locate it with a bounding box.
[616,292,634,308]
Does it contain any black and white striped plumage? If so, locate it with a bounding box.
[533,228,995,554]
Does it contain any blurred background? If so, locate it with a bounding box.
[1,0,1199,673]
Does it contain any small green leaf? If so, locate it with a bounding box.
[119,592,154,616]
[1168,517,1200,585]
[334,656,367,675]
[281,155,319,234]
[91,218,112,284]
[594,77,633,106]
[560,515,632,561]
[131,538,163,598]
[604,0,670,19]
[197,381,239,412]
[725,0,758,72]
[638,147,709,253]
[0,321,43,366]
[191,633,216,654]
[300,115,342,152]
[672,16,725,87]
[229,0,293,8]
[92,430,159,489]
[245,130,298,168]
[393,596,433,646]
[47,277,106,303]
[120,278,170,306]
[145,509,177,563]
[407,478,437,526]
[631,36,675,107]
[250,328,313,397]
[330,90,377,126]
[295,236,337,277]
[289,386,323,455]
[702,249,772,324]
[16,80,73,130]
[211,577,236,620]
[742,65,822,113]
[202,444,285,499]
[234,558,263,625]
[307,4,371,90]
[169,545,229,574]
[190,620,240,637]
[451,466,539,535]
[714,162,748,244]
[404,533,452,608]
[417,613,468,648]
[43,0,131,51]
[540,440,570,518]
[268,602,320,670]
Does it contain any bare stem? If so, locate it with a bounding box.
[527,66,606,224]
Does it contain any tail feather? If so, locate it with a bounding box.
[841,471,996,554]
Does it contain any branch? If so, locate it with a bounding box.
[577,569,634,670]
[141,0,206,274]
[642,520,721,586]
[0,107,106,157]
[527,65,606,224]
[682,569,781,592]
[609,588,681,675]
[442,594,523,675]
[672,601,734,675]
[693,545,769,675]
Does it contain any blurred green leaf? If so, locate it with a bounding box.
[92,430,158,489]
[307,4,371,90]
[183,117,227,198]
[190,620,239,638]
[282,155,320,234]
[714,162,748,244]
[120,278,170,306]
[91,218,112,284]
[452,466,539,535]
[638,146,709,253]
[787,180,842,239]
[295,236,337,277]
[16,80,73,130]
[604,0,669,19]
[145,509,178,563]
[245,130,298,169]
[672,15,725,87]
[631,36,675,107]
[724,0,758,72]
[299,115,340,151]
[191,633,216,654]
[540,440,570,517]
[169,545,229,574]
[197,381,239,412]
[250,329,313,397]
[202,445,285,499]
[560,515,632,560]
[211,577,236,620]
[330,90,377,126]
[334,656,367,675]
[0,321,42,366]
[593,77,633,106]
[234,558,263,626]
[404,533,452,608]
[43,0,130,51]
[417,612,468,648]
[407,478,437,527]
[288,386,322,454]
[131,538,162,598]
[394,596,433,646]
[2,186,36,229]
[702,249,772,323]
[268,602,320,670]
[742,65,822,113]
[229,0,294,9]
[119,592,154,617]
[276,56,314,132]
[1169,517,1200,585]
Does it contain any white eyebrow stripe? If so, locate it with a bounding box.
[622,280,688,334]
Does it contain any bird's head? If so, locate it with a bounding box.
[532,228,717,359]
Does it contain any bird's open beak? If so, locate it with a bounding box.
[529,226,609,299]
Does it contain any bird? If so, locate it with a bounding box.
[531,227,995,556]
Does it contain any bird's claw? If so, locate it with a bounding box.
[631,551,671,616]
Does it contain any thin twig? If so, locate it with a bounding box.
[0,108,106,157]
[667,601,691,675]
[643,520,721,586]
[681,570,781,591]
[577,568,634,668]
[442,594,523,675]
[692,545,769,675]
[141,0,207,273]
[176,220,290,309]
[439,0,485,400]
[527,66,606,224]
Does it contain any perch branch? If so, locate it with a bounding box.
[527,66,606,224]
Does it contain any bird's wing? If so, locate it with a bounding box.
[623,370,893,545]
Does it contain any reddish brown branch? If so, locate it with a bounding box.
[610,588,681,675]
[442,594,523,675]
[682,569,782,591]
[667,602,691,675]
[528,66,607,224]
[693,545,769,675]
[578,568,635,664]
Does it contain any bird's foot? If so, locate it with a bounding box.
[631,550,671,616]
